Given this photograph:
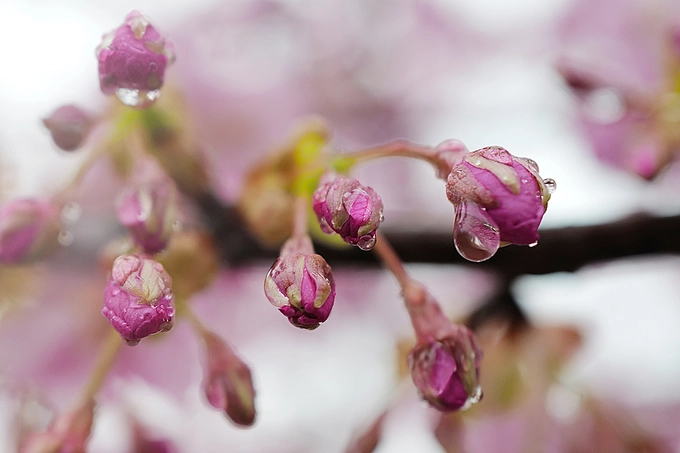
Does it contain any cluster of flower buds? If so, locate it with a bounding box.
[102,254,175,346]
[402,282,483,412]
[443,145,554,262]
[0,198,63,265]
[312,174,384,251]
[96,10,175,108]
[264,235,336,330]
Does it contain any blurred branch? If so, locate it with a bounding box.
[196,192,680,278]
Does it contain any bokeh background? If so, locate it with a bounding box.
[1,0,680,451]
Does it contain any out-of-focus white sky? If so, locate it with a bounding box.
[1,0,680,452]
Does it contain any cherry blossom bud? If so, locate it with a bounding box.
[20,398,95,453]
[42,105,93,152]
[0,199,62,265]
[312,175,384,251]
[116,177,177,254]
[446,146,553,262]
[264,236,335,330]
[102,254,174,345]
[202,331,256,426]
[409,325,482,412]
[96,11,175,108]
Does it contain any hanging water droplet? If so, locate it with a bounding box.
[115,88,161,108]
[379,213,385,223]
[528,241,538,248]
[60,202,82,225]
[453,201,500,262]
[356,235,376,251]
[543,178,557,194]
[58,230,74,246]
[461,386,483,411]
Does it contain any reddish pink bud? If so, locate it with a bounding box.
[116,177,177,254]
[409,325,482,412]
[201,331,256,427]
[446,146,554,261]
[312,175,384,251]
[96,11,175,108]
[20,398,95,453]
[0,199,62,264]
[264,236,335,330]
[102,254,174,345]
[42,105,93,152]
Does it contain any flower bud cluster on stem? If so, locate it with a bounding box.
[372,233,482,412]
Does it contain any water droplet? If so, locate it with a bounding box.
[525,158,539,172]
[58,230,74,246]
[356,235,376,251]
[126,339,140,346]
[543,178,557,194]
[379,213,385,223]
[115,88,161,108]
[453,201,500,262]
[60,202,82,225]
[461,386,483,411]
[528,241,538,248]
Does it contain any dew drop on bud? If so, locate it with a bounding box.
[543,178,557,194]
[525,158,539,172]
[453,201,500,262]
[461,386,483,411]
[357,235,376,251]
[529,241,538,248]
[115,88,161,108]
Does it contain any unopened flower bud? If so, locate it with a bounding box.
[312,175,384,251]
[96,10,175,108]
[116,177,177,254]
[42,105,93,152]
[264,236,335,330]
[20,398,95,453]
[202,331,256,426]
[446,146,552,261]
[102,254,174,345]
[0,199,62,265]
[409,325,482,412]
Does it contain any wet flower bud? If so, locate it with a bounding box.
[312,175,384,251]
[42,105,93,152]
[96,10,175,108]
[445,146,553,261]
[116,177,177,254]
[102,254,174,345]
[408,325,483,412]
[264,236,335,330]
[202,331,256,426]
[20,398,95,453]
[0,199,62,265]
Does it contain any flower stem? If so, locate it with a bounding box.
[292,195,309,240]
[80,329,123,402]
[346,140,451,176]
[183,302,211,339]
[372,232,411,289]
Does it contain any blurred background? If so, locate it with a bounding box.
[1,0,680,451]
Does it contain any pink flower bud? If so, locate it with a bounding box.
[408,325,482,412]
[20,398,95,453]
[202,331,256,426]
[446,146,553,261]
[96,11,175,108]
[0,199,62,264]
[264,236,335,330]
[102,255,174,345]
[312,175,384,251]
[116,177,177,254]
[42,105,93,152]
